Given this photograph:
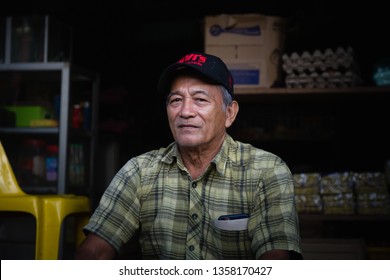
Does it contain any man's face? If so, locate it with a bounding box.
[166,75,233,150]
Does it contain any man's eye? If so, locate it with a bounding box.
[196,98,208,103]
[170,98,181,104]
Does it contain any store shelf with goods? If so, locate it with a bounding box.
[230,86,390,259]
[230,86,390,174]
[299,213,390,259]
[0,62,99,197]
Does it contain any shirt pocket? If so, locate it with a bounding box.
[214,217,249,231]
[209,219,253,259]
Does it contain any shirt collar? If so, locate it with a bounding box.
[212,133,235,176]
[161,134,235,176]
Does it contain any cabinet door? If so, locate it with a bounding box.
[0,68,62,194]
[65,68,99,196]
[0,63,99,196]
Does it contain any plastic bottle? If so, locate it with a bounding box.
[45,144,59,183]
[83,101,91,130]
[18,139,46,185]
[72,104,82,128]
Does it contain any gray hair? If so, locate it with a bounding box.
[220,85,233,112]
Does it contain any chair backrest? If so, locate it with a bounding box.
[0,141,26,195]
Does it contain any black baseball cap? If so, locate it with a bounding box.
[157,52,234,98]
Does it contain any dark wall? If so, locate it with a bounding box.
[3,0,390,165]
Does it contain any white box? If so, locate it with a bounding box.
[204,13,286,89]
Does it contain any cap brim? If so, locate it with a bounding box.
[157,63,213,96]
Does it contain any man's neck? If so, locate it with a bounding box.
[179,135,225,179]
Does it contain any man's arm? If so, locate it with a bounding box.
[74,233,116,260]
[259,249,302,260]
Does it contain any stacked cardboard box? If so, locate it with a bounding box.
[293,173,323,214]
[204,13,286,90]
[354,172,390,215]
[321,172,355,215]
[293,171,390,215]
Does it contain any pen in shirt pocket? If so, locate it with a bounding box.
[218,213,249,220]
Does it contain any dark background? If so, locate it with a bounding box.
[3,0,390,164]
[4,1,387,86]
[2,2,390,260]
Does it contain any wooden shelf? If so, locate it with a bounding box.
[0,127,59,134]
[299,214,390,222]
[234,86,390,95]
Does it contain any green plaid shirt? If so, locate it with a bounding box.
[85,134,301,259]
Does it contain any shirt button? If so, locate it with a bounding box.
[192,182,197,188]
[189,245,194,251]
[191,213,198,220]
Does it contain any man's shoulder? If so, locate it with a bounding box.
[226,135,271,156]
[131,142,175,167]
[226,135,284,166]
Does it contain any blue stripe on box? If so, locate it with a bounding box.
[230,69,260,85]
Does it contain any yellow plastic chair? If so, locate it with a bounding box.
[0,141,91,259]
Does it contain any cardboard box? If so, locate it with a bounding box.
[204,13,286,89]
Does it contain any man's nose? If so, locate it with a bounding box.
[179,99,196,117]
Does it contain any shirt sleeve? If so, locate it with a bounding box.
[83,159,142,252]
[248,157,302,259]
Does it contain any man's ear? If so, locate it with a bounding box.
[225,100,239,128]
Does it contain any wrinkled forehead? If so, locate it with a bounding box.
[169,68,219,90]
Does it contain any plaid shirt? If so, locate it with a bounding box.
[85,134,301,259]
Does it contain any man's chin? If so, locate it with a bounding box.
[175,138,200,148]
